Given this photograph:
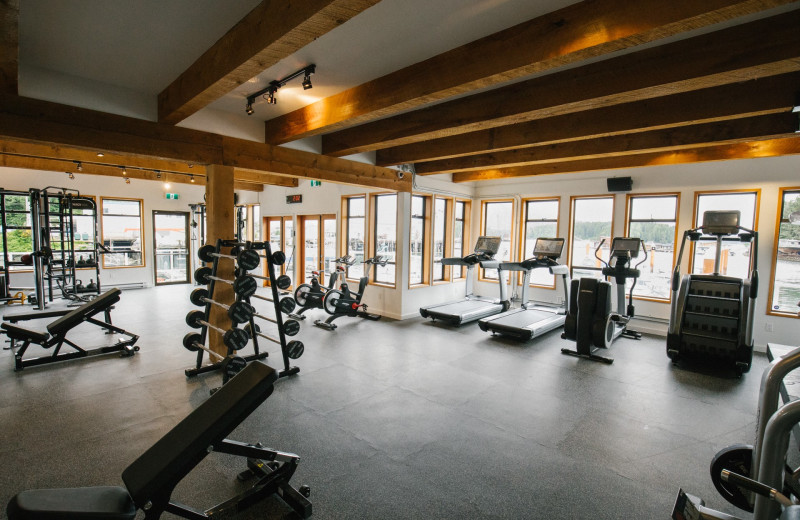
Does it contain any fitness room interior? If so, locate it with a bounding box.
[2,1,800,519]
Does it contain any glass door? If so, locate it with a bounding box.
[264,216,295,288]
[152,211,190,286]
[298,214,337,285]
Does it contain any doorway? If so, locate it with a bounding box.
[152,211,190,285]
[298,214,336,285]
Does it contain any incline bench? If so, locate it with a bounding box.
[1,288,139,371]
[6,361,312,519]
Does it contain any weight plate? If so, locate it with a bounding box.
[222,355,248,380]
[232,275,258,298]
[182,332,203,352]
[294,284,311,307]
[228,301,255,325]
[190,288,210,306]
[286,340,304,359]
[271,251,286,265]
[710,444,754,513]
[323,290,341,315]
[197,244,216,263]
[223,327,250,350]
[185,310,206,329]
[194,266,212,285]
[237,249,261,271]
[279,296,296,314]
[276,275,292,290]
[244,322,261,339]
[283,319,301,337]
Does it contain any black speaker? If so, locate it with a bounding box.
[607,176,632,192]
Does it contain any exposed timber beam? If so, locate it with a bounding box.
[377,72,800,166]
[451,136,800,182]
[322,9,800,157]
[0,0,18,95]
[263,0,795,144]
[0,94,406,191]
[158,0,380,124]
[415,113,798,174]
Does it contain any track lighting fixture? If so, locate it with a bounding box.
[66,171,75,180]
[190,175,195,183]
[156,170,162,179]
[121,167,127,176]
[124,177,130,184]
[96,152,104,157]
[75,161,83,172]
[245,64,316,114]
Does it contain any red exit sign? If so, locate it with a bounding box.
[286,194,302,204]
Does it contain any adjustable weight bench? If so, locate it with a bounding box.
[1,288,139,371]
[7,361,312,519]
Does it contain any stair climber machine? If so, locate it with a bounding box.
[667,210,757,375]
[478,237,570,340]
[419,236,510,326]
[561,237,647,364]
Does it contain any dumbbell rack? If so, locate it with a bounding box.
[239,240,301,378]
[185,239,268,381]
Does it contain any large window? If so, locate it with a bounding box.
[521,198,559,287]
[480,200,513,281]
[453,200,469,279]
[626,194,679,301]
[265,216,293,286]
[569,196,614,279]
[0,193,33,271]
[101,198,143,268]
[691,191,759,279]
[769,187,800,317]
[432,197,450,282]
[409,195,430,286]
[372,193,397,286]
[343,195,366,279]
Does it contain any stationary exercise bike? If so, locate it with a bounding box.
[315,256,387,331]
[561,237,646,364]
[290,255,354,320]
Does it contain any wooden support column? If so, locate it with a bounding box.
[0,0,18,95]
[205,164,236,359]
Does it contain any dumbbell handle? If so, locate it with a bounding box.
[253,311,280,325]
[202,297,234,312]
[196,317,229,338]
[251,292,290,302]
[250,329,281,345]
[186,337,224,361]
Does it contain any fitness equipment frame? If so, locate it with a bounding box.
[561,237,646,364]
[314,255,386,331]
[6,361,312,520]
[0,288,139,371]
[419,236,511,326]
[667,210,757,375]
[478,237,570,340]
[289,255,352,320]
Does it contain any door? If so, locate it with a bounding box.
[298,214,337,285]
[264,216,295,288]
[153,211,190,285]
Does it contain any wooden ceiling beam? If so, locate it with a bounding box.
[0,94,407,191]
[263,0,795,144]
[415,113,798,174]
[0,0,18,95]
[158,0,380,124]
[377,72,800,166]
[322,9,800,157]
[451,136,800,182]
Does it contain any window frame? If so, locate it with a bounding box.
[432,196,453,284]
[100,197,145,269]
[624,192,680,303]
[341,194,367,281]
[767,186,800,319]
[567,194,616,279]
[478,199,515,283]
[452,199,471,281]
[519,197,561,289]
[264,215,293,287]
[369,192,398,288]
[409,194,432,288]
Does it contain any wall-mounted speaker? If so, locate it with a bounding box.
[607,176,632,192]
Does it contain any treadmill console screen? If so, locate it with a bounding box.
[702,210,741,235]
[474,236,501,255]
[533,238,564,258]
[611,237,641,258]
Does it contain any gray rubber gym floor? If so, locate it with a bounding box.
[0,285,772,519]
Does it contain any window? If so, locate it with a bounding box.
[521,198,560,287]
[265,216,293,285]
[0,193,33,271]
[625,194,679,301]
[299,214,336,285]
[343,195,366,279]
[768,187,800,317]
[101,198,143,268]
[691,191,759,279]
[409,195,430,285]
[372,193,397,286]
[453,200,470,279]
[568,196,614,279]
[432,197,450,282]
[250,204,261,241]
[480,200,514,281]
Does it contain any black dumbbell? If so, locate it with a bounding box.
[189,288,254,324]
[256,250,287,266]
[183,314,250,350]
[250,292,296,314]
[194,266,257,298]
[244,323,304,359]
[239,271,292,290]
[198,244,260,271]
[251,310,301,337]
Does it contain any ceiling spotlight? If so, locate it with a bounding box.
[190,175,195,183]
[121,167,127,176]
[96,152,104,157]
[156,170,162,179]
[302,75,312,90]
[245,64,315,110]
[245,102,254,115]
[67,172,75,180]
[75,161,83,172]
[164,182,171,189]
[264,89,277,105]
[124,177,131,184]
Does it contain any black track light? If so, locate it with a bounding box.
[302,75,312,90]
[245,64,316,113]
[75,161,83,172]
[246,102,254,115]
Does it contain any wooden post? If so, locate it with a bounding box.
[0,0,19,95]
[205,164,235,359]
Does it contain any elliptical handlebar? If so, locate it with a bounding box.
[593,238,608,268]
[633,240,648,270]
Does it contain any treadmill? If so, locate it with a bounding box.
[419,236,510,326]
[478,238,570,340]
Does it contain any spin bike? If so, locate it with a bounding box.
[290,255,354,320]
[315,256,388,331]
[561,237,646,364]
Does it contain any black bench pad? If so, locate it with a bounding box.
[6,486,135,520]
[3,309,71,322]
[1,323,49,344]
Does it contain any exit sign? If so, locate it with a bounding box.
[286,194,302,204]
[165,193,179,200]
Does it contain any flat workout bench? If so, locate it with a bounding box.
[6,361,312,519]
[1,288,139,371]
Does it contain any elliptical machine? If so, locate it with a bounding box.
[315,255,387,331]
[667,210,757,375]
[561,237,646,364]
[290,255,353,320]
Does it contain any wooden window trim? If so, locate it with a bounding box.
[478,198,515,283]
[767,186,800,319]
[341,194,367,282]
[567,194,615,279]
[432,196,453,285]
[518,196,560,290]
[409,194,432,289]
[369,192,397,288]
[100,197,145,269]
[452,198,471,281]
